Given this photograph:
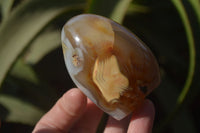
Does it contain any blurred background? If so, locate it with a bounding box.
[0,0,199,132]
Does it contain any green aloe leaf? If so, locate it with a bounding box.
[189,0,200,24]
[86,0,133,23]
[0,0,15,20]
[23,8,83,65]
[10,59,39,84]
[126,3,150,15]
[173,0,196,113]
[23,28,60,65]
[0,0,85,87]
[109,0,132,23]
[172,0,196,107]
[155,0,196,132]
[0,94,44,125]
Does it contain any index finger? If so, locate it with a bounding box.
[32,88,87,133]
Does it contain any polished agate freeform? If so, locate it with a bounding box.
[61,14,160,120]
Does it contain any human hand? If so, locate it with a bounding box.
[33,88,155,133]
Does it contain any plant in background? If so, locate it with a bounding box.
[0,0,199,132]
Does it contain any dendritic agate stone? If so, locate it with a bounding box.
[61,14,160,120]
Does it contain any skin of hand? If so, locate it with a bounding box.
[32,88,155,133]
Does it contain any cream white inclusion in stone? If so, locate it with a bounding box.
[93,55,129,102]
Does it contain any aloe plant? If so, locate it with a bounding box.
[0,0,199,132]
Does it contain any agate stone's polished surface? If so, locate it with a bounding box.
[61,14,160,120]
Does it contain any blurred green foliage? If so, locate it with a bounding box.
[0,0,199,132]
